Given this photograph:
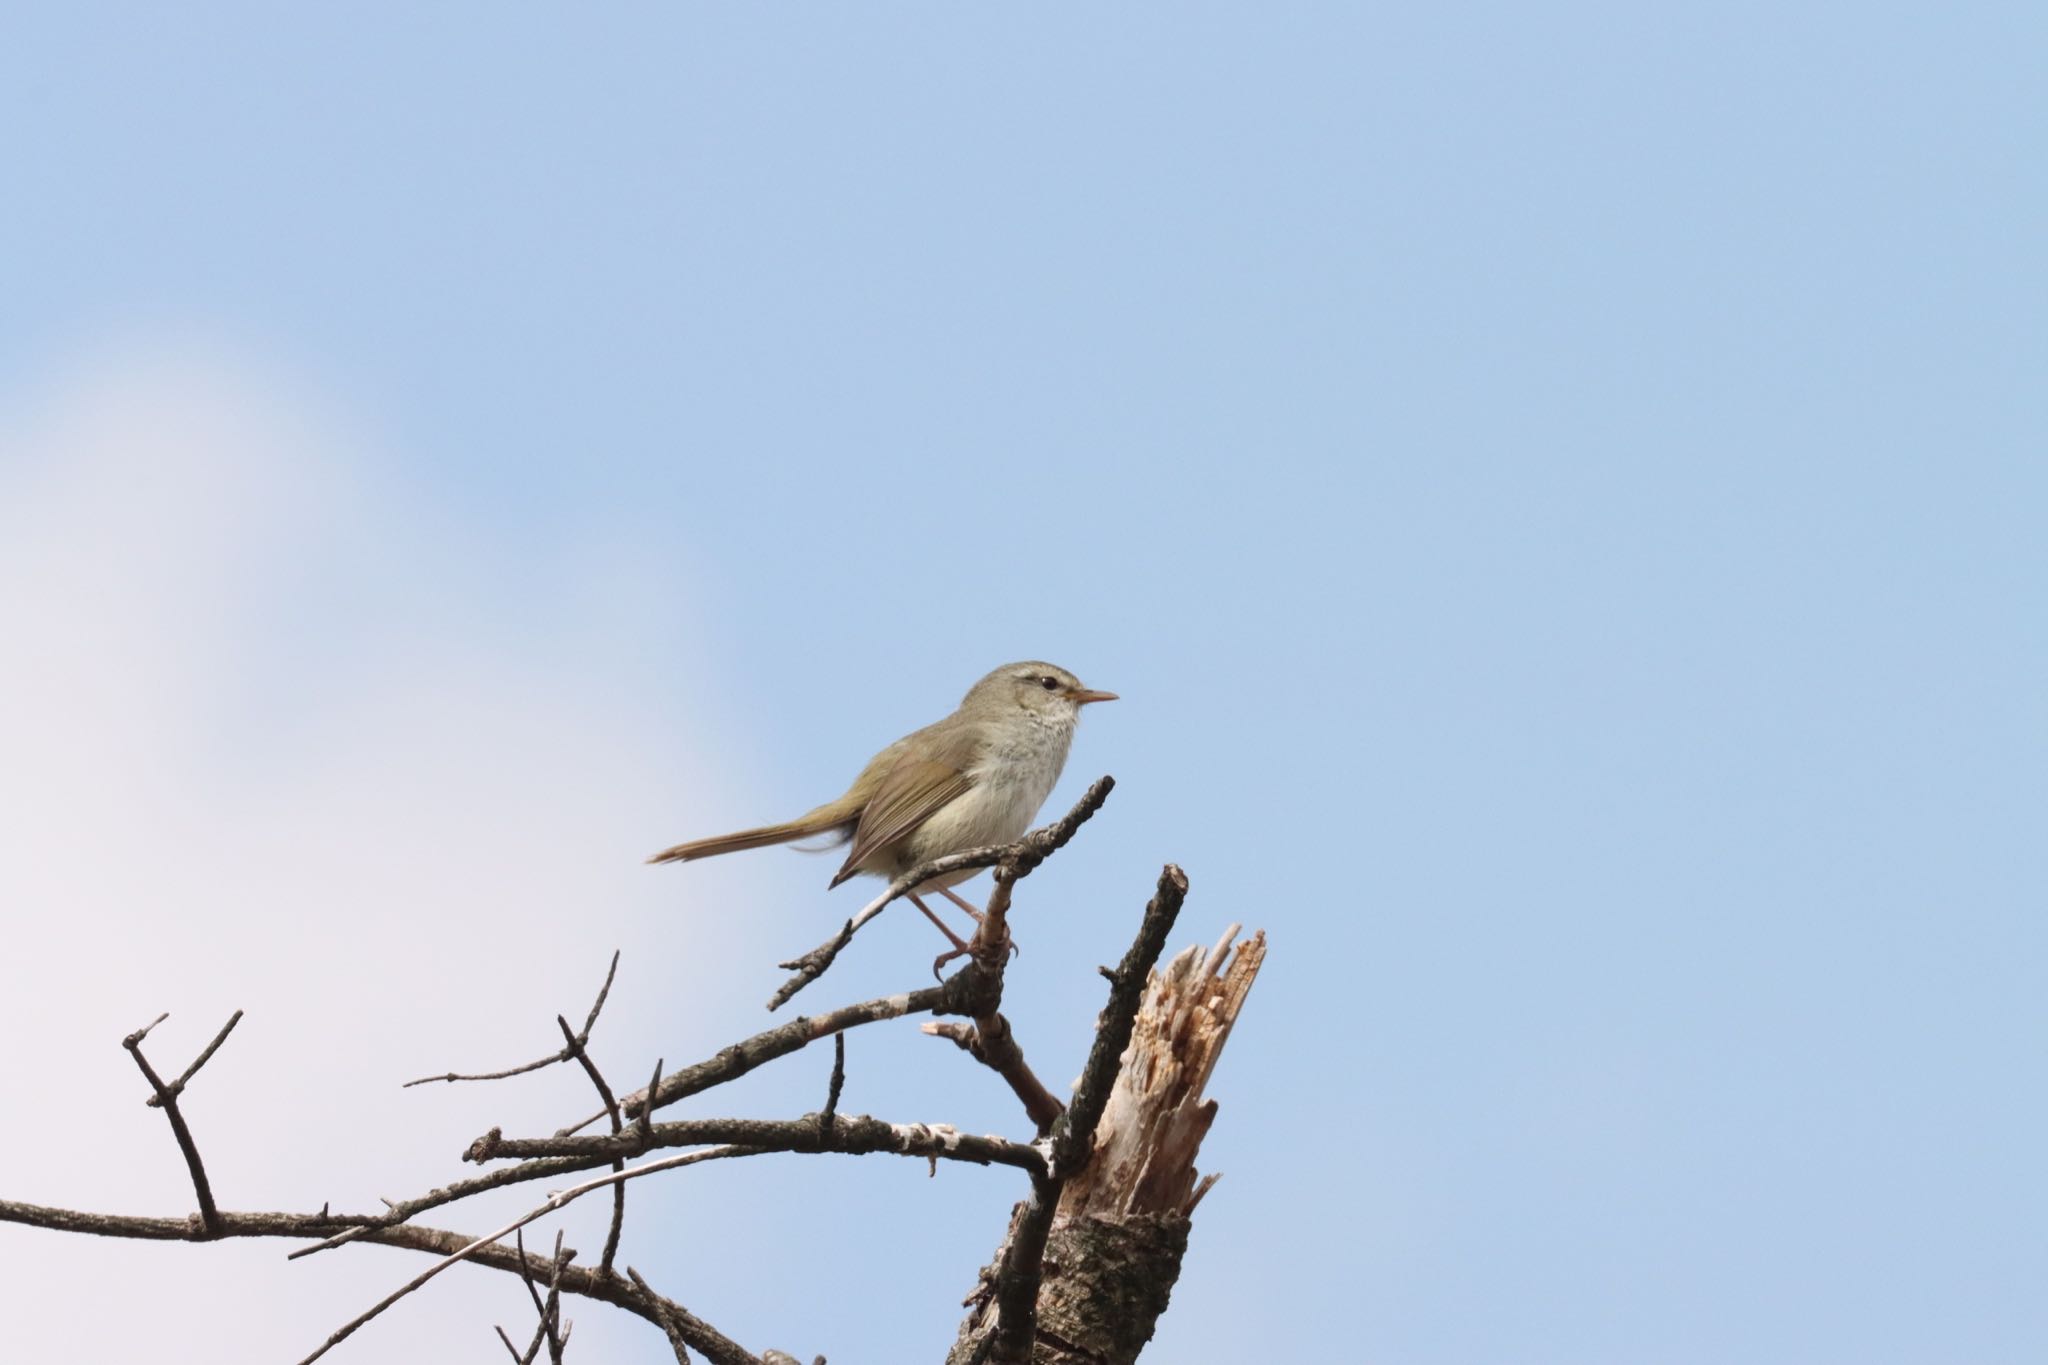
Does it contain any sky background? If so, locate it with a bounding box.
[2,4,2043,1363]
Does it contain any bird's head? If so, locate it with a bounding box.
[964,661,1118,721]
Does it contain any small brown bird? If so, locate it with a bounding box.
[648,661,1116,943]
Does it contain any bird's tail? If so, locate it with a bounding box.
[646,810,856,865]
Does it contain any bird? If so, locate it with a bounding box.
[648,661,1116,947]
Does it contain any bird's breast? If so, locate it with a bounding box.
[898,712,1074,867]
[964,712,1074,842]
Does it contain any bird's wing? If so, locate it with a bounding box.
[829,723,983,888]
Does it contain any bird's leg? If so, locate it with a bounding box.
[908,894,972,952]
[913,893,983,979]
[937,885,985,923]
[937,885,1019,960]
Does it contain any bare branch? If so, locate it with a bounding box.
[404,952,621,1088]
[515,1227,550,1336]
[544,1230,571,1363]
[0,1200,755,1363]
[820,1034,846,1140]
[578,951,624,1038]
[123,1010,243,1236]
[636,1056,663,1141]
[144,1009,244,1108]
[626,1267,697,1365]
[286,1151,608,1261]
[507,1229,558,1364]
[468,1113,1047,1178]
[493,1323,529,1364]
[297,1146,751,1365]
[565,980,958,1136]
[1052,865,1188,1177]
[554,1014,626,1275]
[921,1013,1064,1137]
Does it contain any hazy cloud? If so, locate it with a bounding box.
[0,340,765,1362]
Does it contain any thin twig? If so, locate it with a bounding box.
[510,1229,555,1364]
[404,952,621,1088]
[563,982,956,1136]
[123,1010,242,1236]
[555,1018,624,1136]
[145,1009,244,1107]
[515,1228,550,1333]
[555,1014,626,1275]
[820,1034,846,1141]
[544,1229,571,1362]
[493,1323,529,1365]
[1051,865,1189,1176]
[287,1151,609,1260]
[295,1147,751,1365]
[626,1268,695,1365]
[637,1057,662,1141]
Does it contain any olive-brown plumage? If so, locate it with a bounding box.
[648,662,1116,933]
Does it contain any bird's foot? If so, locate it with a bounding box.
[937,933,1015,978]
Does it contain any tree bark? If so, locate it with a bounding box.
[948,929,1266,1364]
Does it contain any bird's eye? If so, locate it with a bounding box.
[1040,676,1059,691]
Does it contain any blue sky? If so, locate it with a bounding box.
[3,4,2043,1362]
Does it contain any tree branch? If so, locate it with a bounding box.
[143,1008,244,1108]
[922,1014,1064,1136]
[0,1199,758,1364]
[509,1227,569,1365]
[466,1113,1048,1179]
[820,1034,846,1140]
[566,979,965,1136]
[123,1009,242,1236]
[403,952,620,1088]
[297,1146,754,1365]
[1050,865,1188,1179]
[554,1013,626,1275]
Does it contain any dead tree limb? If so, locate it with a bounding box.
[949,906,1266,1365]
[948,864,1189,1364]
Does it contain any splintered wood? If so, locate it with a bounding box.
[1058,925,1266,1220]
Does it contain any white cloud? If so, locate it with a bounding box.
[0,340,777,1363]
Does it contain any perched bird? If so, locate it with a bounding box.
[648,661,1116,944]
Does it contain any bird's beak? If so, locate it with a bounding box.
[1070,689,1119,705]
